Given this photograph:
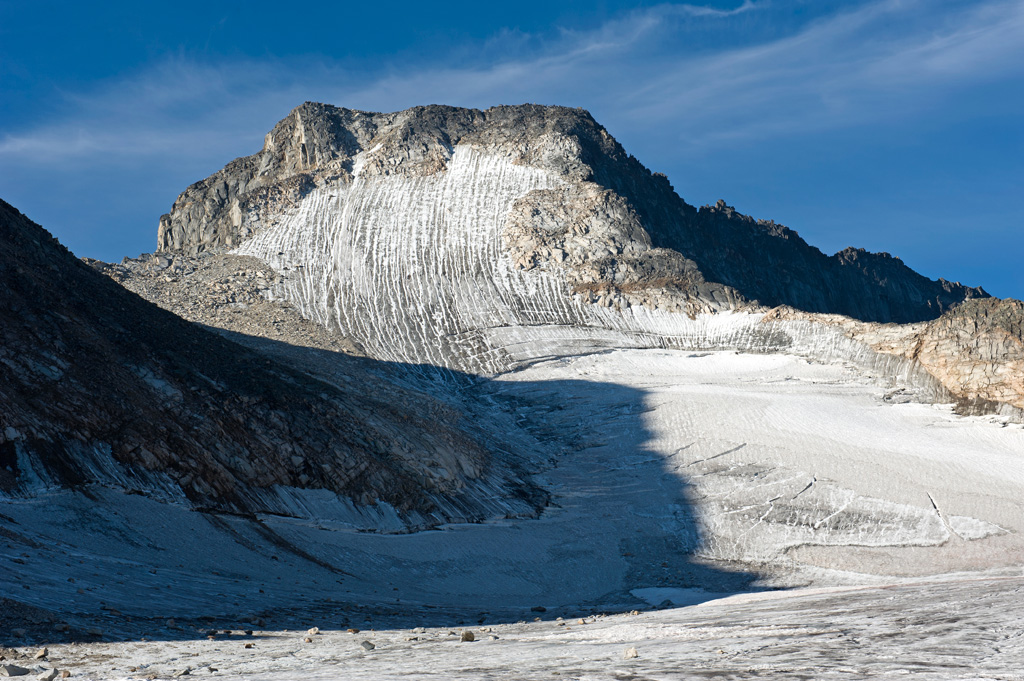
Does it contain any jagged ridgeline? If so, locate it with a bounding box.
[153,102,990,379]
[0,199,544,525]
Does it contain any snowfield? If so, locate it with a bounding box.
[7,574,1024,680]
[3,349,1022,678]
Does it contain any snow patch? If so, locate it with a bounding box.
[947,515,1007,541]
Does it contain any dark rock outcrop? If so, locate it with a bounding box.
[662,202,987,323]
[0,199,541,523]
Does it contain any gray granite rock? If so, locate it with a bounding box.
[157,102,985,324]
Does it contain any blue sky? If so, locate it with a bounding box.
[2,0,1022,298]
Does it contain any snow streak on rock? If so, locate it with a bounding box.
[235,146,963,402]
[237,147,566,373]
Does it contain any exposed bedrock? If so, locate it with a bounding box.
[503,185,744,316]
[918,298,1024,410]
[767,298,1024,414]
[158,101,985,326]
[152,102,1020,411]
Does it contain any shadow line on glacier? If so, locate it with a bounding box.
[213,331,767,609]
[0,332,766,643]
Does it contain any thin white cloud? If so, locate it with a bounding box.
[550,0,763,56]
[667,0,759,17]
[1,0,1021,169]
[586,0,1024,143]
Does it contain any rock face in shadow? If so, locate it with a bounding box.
[157,102,985,324]
[662,202,986,323]
[0,199,543,525]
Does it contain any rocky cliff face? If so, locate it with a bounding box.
[158,102,984,326]
[768,298,1024,413]
[666,202,986,323]
[912,298,1024,410]
[148,102,1023,411]
[0,199,543,526]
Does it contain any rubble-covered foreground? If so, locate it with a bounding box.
[2,574,1022,680]
[3,349,1022,678]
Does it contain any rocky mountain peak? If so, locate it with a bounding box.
[157,102,617,255]
[157,102,985,329]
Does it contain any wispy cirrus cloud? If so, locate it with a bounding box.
[2,0,1021,171]
[1,0,1022,294]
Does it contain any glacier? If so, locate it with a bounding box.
[2,349,1023,679]
[3,109,1023,680]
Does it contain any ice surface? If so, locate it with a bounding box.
[4,349,1022,677]
[4,351,1021,616]
[947,515,1007,541]
[235,147,564,374]
[630,586,727,607]
[8,574,1024,680]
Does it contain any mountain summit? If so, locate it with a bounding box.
[158,102,984,332]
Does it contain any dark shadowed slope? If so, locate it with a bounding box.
[0,199,542,525]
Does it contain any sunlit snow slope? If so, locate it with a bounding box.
[236,146,567,373]
[232,145,948,395]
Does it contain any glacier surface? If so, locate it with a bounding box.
[5,141,1023,679]
[2,350,1023,678]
